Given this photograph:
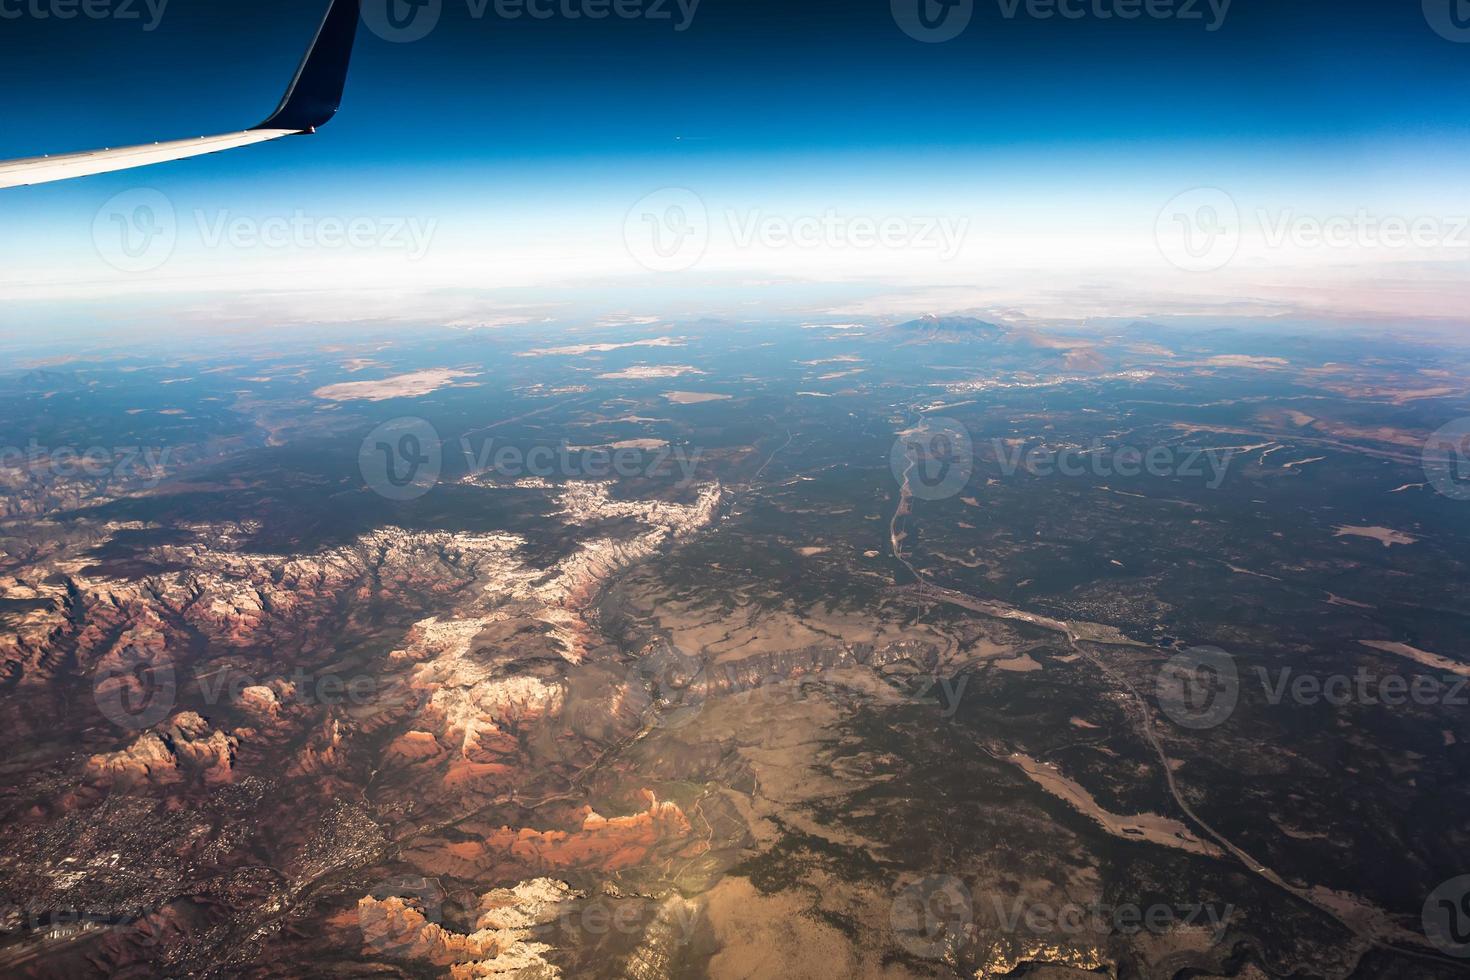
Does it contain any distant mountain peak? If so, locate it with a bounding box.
[892,315,1007,341]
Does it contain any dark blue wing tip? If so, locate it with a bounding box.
[254,0,362,132]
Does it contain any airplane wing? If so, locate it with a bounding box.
[0,0,361,190]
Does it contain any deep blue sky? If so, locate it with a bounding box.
[3,0,1469,339]
[2,0,1466,172]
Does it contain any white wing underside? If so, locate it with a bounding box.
[0,130,302,190]
[0,0,359,189]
